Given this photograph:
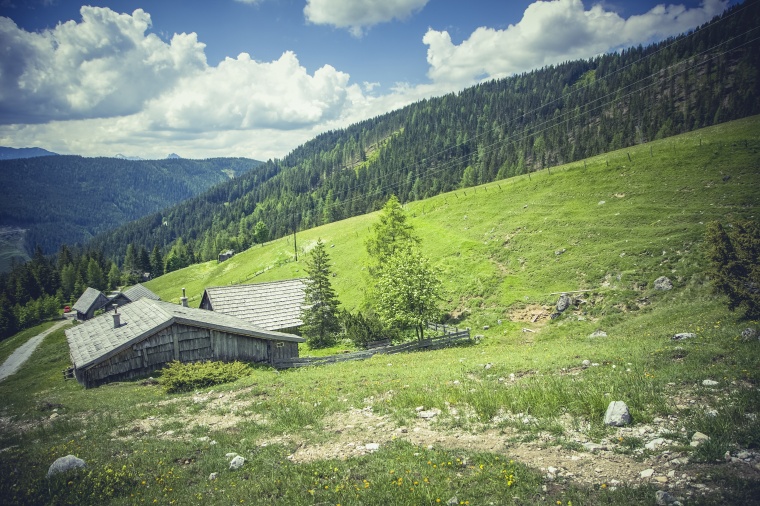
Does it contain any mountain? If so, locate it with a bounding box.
[0,156,263,260]
[0,147,57,160]
[88,1,760,268]
[115,154,145,161]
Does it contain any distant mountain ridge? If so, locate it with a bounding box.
[0,147,57,160]
[0,156,263,259]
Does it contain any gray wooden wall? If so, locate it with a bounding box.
[75,323,295,388]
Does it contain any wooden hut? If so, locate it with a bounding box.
[65,298,304,388]
[200,279,306,333]
[72,287,109,321]
[104,283,160,311]
[218,250,234,263]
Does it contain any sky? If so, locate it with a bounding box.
[0,0,735,160]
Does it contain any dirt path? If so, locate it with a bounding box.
[0,319,70,381]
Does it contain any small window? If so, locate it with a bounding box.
[275,341,285,349]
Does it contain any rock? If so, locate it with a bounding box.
[555,249,566,256]
[583,442,604,452]
[209,472,218,480]
[229,455,245,470]
[654,276,673,290]
[483,325,490,330]
[225,452,238,458]
[604,401,631,426]
[556,294,572,312]
[656,490,678,505]
[447,497,459,506]
[640,468,655,479]
[589,330,607,338]
[47,455,86,478]
[197,436,210,442]
[582,359,591,367]
[702,379,719,387]
[365,443,380,451]
[690,432,709,447]
[741,328,757,341]
[417,408,441,419]
[645,438,666,450]
[672,333,696,340]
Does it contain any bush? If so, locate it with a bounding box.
[158,360,253,393]
[705,221,760,319]
[340,310,396,347]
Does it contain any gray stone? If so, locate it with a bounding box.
[672,333,696,340]
[702,379,719,387]
[447,497,459,506]
[47,455,86,478]
[741,328,757,341]
[365,443,380,451]
[417,408,441,419]
[640,468,655,479]
[690,432,709,447]
[229,455,245,470]
[589,330,608,338]
[656,490,678,505]
[556,294,572,312]
[645,438,666,450]
[582,359,591,367]
[604,401,631,426]
[654,276,673,290]
[209,472,218,480]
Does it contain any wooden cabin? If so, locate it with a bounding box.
[64,298,304,388]
[218,250,234,263]
[72,287,109,321]
[104,283,160,311]
[200,279,306,333]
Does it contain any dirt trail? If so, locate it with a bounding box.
[0,319,70,381]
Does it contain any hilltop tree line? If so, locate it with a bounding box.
[87,2,760,272]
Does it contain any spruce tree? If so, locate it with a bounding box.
[301,239,341,349]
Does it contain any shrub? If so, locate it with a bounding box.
[340,310,396,347]
[705,221,760,318]
[158,360,253,393]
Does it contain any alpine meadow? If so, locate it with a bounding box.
[0,1,760,505]
[1,115,758,505]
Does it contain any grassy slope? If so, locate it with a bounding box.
[0,117,758,505]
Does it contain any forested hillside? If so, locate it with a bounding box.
[0,156,262,256]
[88,1,760,267]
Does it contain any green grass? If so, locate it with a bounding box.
[1,117,760,504]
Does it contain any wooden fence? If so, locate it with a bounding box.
[272,325,472,369]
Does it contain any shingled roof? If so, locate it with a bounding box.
[72,287,108,314]
[65,298,304,370]
[121,283,160,302]
[200,279,307,331]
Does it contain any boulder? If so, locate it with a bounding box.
[47,455,86,478]
[589,330,607,338]
[604,401,631,426]
[653,276,673,290]
[672,333,695,340]
[741,328,757,341]
[229,455,245,470]
[556,294,572,312]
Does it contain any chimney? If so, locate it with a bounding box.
[181,288,188,307]
[112,305,121,328]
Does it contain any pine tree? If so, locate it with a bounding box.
[150,245,164,279]
[300,239,341,349]
[365,195,419,273]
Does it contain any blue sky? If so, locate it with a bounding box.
[0,0,734,159]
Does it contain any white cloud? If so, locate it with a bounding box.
[145,51,357,131]
[423,0,728,87]
[0,6,207,123]
[304,0,429,37]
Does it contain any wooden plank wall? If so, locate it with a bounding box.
[76,323,294,388]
